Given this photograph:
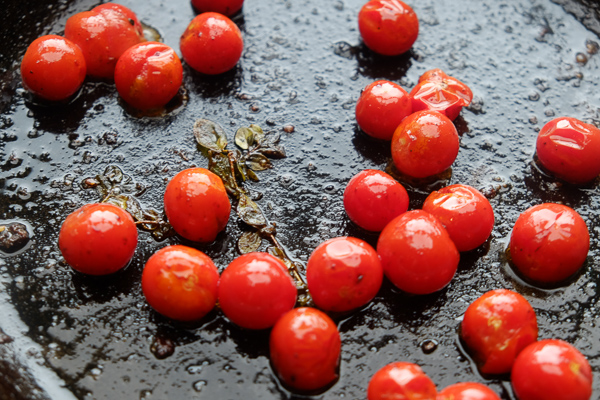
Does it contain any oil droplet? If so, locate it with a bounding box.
[193,380,207,392]
[420,339,438,354]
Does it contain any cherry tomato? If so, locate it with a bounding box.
[358,0,419,56]
[355,80,412,140]
[511,339,593,400]
[343,169,409,232]
[64,4,145,79]
[437,382,501,400]
[58,203,137,275]
[367,362,437,400]
[191,0,244,16]
[270,307,341,392]
[218,252,296,330]
[509,203,589,285]
[93,3,144,37]
[306,237,383,312]
[377,210,459,294]
[460,289,538,375]
[20,35,86,102]
[536,116,600,184]
[180,12,243,75]
[141,245,219,321]
[114,42,183,111]
[391,110,460,179]
[422,184,494,252]
[410,69,473,121]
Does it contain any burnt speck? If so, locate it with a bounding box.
[0,222,30,253]
[420,339,438,354]
[250,104,260,112]
[586,39,599,54]
[283,125,295,133]
[150,336,175,360]
[333,41,356,60]
[0,328,13,344]
[576,52,588,65]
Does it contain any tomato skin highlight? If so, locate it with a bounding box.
[163,168,231,243]
[460,289,538,375]
[367,362,437,400]
[270,307,341,392]
[20,35,87,102]
[437,382,501,400]
[218,252,296,330]
[114,42,183,111]
[343,169,409,232]
[306,237,383,312]
[355,80,412,140]
[410,69,473,121]
[536,116,600,184]
[509,203,589,285]
[358,0,419,56]
[191,0,244,16]
[180,12,243,75]
[377,210,459,295]
[511,339,593,400]
[58,203,138,275]
[141,245,219,321]
[391,110,460,179]
[423,184,494,252]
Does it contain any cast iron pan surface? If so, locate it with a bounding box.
[1,0,600,399]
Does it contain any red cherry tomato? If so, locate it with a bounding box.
[218,252,296,330]
[191,0,244,16]
[511,339,593,400]
[343,169,409,232]
[536,116,600,184]
[114,42,183,111]
[509,203,589,285]
[141,245,219,321]
[460,289,538,375]
[180,12,243,75]
[410,69,473,121]
[355,80,412,140]
[437,382,501,400]
[64,4,145,79]
[358,0,419,56]
[164,168,231,243]
[270,307,341,392]
[306,237,383,312]
[93,3,144,37]
[367,362,437,400]
[391,110,460,179]
[20,35,86,102]
[377,210,459,294]
[422,184,494,252]
[58,203,137,275]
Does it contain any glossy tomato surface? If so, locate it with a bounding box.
[20,35,86,102]
[367,362,437,400]
[509,203,589,285]
[391,110,460,179]
[377,210,459,294]
[270,307,341,392]
[141,245,219,321]
[191,0,244,16]
[410,69,473,121]
[180,12,243,75]
[218,252,296,329]
[355,80,412,140]
[343,169,409,232]
[358,0,419,56]
[437,382,501,400]
[460,289,538,375]
[536,116,600,184]
[422,184,494,252]
[306,236,383,312]
[511,339,593,400]
[93,3,144,37]
[114,42,183,111]
[163,168,231,243]
[58,203,138,275]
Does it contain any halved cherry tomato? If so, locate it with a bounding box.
[270,307,341,392]
[536,116,600,184]
[343,169,409,232]
[20,35,86,102]
[460,289,538,375]
[410,69,473,121]
[191,0,244,16]
[368,362,437,400]
[437,382,501,400]
[511,339,593,400]
[58,203,137,275]
[509,203,589,285]
[355,80,412,140]
[358,0,419,56]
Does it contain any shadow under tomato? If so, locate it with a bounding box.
[356,43,413,82]
[351,125,391,165]
[70,259,142,305]
[184,64,243,99]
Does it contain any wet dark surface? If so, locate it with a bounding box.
[1,0,600,399]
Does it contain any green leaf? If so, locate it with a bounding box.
[249,124,265,144]
[237,231,262,254]
[258,144,286,159]
[267,246,293,271]
[235,127,254,150]
[245,153,272,171]
[193,119,228,152]
[246,169,259,182]
[237,194,267,228]
[209,152,237,193]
